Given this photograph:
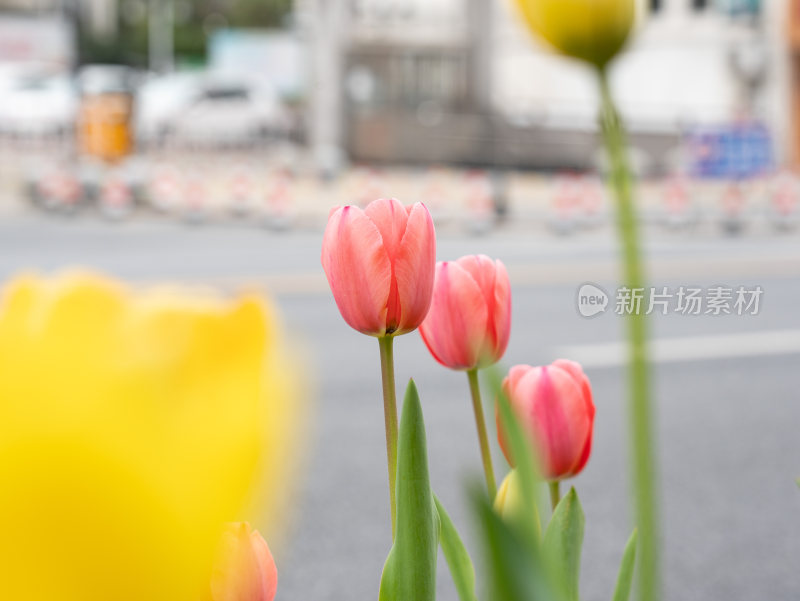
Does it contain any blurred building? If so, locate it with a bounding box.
[1,0,797,172]
[0,12,75,68]
[313,0,501,169]
[306,0,792,173]
[0,0,116,40]
[492,0,783,172]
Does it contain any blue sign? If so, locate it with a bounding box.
[686,122,773,179]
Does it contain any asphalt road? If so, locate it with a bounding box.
[1,213,799,601]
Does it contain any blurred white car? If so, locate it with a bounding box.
[0,67,76,136]
[136,72,288,146]
[78,64,137,96]
[135,72,202,143]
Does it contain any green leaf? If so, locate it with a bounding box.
[435,495,478,601]
[487,367,542,545]
[379,380,440,601]
[612,530,638,601]
[472,484,564,601]
[543,487,585,601]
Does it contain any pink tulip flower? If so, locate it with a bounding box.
[419,255,511,370]
[210,523,277,601]
[498,360,595,481]
[321,198,436,337]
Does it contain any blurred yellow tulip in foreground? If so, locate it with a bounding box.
[0,272,303,601]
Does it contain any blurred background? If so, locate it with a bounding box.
[0,0,798,600]
[0,0,798,226]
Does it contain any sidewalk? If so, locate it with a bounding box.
[0,144,796,237]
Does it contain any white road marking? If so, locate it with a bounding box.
[556,329,800,368]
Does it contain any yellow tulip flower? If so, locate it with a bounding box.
[514,0,636,69]
[494,470,541,538]
[0,272,303,601]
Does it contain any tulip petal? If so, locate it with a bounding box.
[321,206,392,336]
[393,203,436,334]
[251,530,278,601]
[452,256,511,367]
[364,198,410,329]
[552,359,594,414]
[498,361,594,480]
[489,260,511,366]
[420,261,487,369]
[571,422,594,477]
[552,359,595,475]
[524,367,570,478]
[536,366,592,478]
[510,366,590,479]
[455,255,497,352]
[210,523,277,601]
[504,364,533,402]
[364,198,409,262]
[211,523,261,601]
[455,255,496,308]
[497,364,533,465]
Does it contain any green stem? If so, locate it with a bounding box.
[378,335,398,539]
[467,369,497,499]
[548,480,560,512]
[598,70,660,601]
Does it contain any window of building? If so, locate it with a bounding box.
[717,0,762,16]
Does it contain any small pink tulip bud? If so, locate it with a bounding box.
[419,255,511,370]
[497,360,595,481]
[321,198,436,337]
[210,523,277,601]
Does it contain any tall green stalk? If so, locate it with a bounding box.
[598,70,660,601]
[548,480,561,512]
[378,335,398,539]
[467,368,497,499]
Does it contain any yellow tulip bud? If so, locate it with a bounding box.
[514,0,636,69]
[0,272,304,601]
[494,470,541,537]
[494,470,522,518]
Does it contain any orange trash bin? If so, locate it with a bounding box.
[77,66,136,163]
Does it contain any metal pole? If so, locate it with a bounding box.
[467,0,492,113]
[149,0,174,73]
[309,0,347,178]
